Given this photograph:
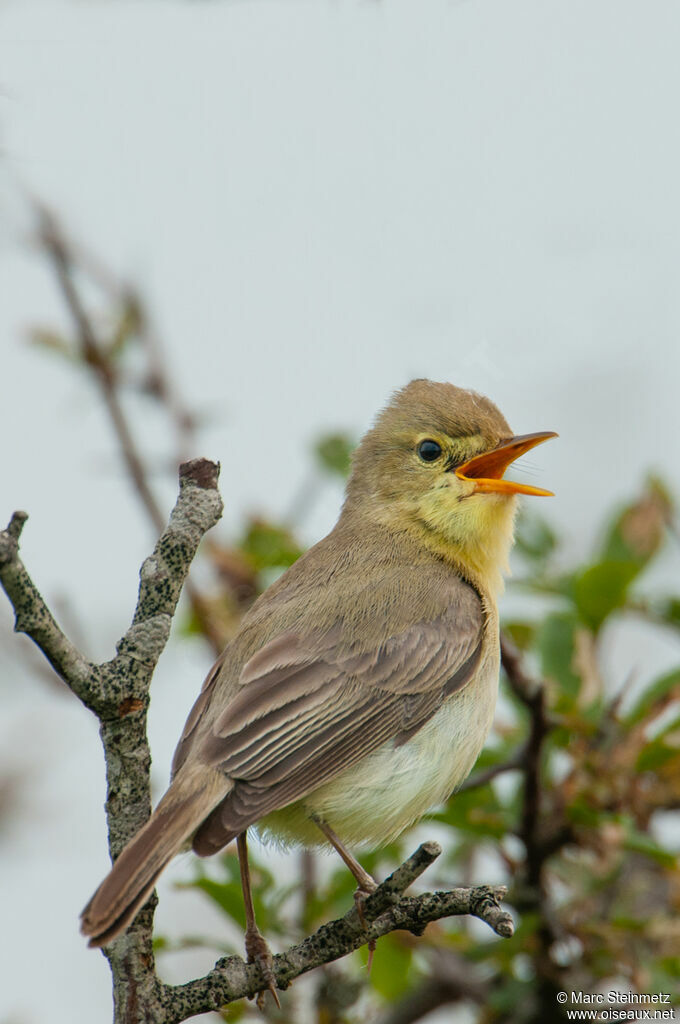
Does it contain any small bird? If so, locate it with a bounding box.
[81,380,555,1000]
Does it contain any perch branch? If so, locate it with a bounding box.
[160,843,513,1024]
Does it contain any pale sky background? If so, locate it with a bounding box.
[1,1,679,1022]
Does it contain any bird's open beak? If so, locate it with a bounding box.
[455,431,558,497]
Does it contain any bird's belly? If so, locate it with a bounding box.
[257,653,499,849]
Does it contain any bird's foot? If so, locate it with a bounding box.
[353,877,378,928]
[353,878,379,973]
[245,927,281,1011]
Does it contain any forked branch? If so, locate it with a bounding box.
[0,466,514,1024]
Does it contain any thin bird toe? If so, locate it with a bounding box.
[245,930,281,1011]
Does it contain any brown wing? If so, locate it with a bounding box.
[191,580,484,854]
[172,651,226,775]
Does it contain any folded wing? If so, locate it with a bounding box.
[191,580,484,855]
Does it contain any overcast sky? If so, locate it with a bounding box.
[1,2,679,1022]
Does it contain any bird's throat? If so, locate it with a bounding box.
[377,493,518,600]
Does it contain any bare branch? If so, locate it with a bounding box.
[500,633,544,710]
[0,461,222,724]
[501,632,573,1021]
[501,635,550,862]
[0,511,99,707]
[456,743,527,794]
[160,846,513,1023]
[38,206,166,533]
[36,208,226,655]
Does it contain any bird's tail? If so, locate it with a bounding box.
[80,767,231,947]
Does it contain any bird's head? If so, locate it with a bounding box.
[345,379,557,595]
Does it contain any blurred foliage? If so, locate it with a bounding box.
[313,433,355,479]
[161,475,680,1024]
[181,438,353,644]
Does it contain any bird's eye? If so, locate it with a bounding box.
[417,439,443,463]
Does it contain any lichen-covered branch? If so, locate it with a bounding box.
[0,510,100,704]
[0,459,223,1024]
[160,844,513,1024]
[0,460,222,720]
[1,469,515,1024]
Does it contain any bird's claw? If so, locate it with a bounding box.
[245,928,281,1011]
[353,878,378,929]
[353,887,369,929]
[353,882,378,973]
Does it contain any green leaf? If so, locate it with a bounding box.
[502,621,536,651]
[535,611,580,697]
[622,829,678,869]
[566,802,608,829]
[433,782,514,838]
[599,478,673,569]
[636,721,680,772]
[514,510,559,564]
[362,933,414,999]
[181,853,292,937]
[238,518,303,573]
[28,328,75,358]
[625,667,680,724]
[488,977,537,1014]
[219,999,247,1022]
[572,560,639,632]
[108,296,142,359]
[191,876,247,929]
[313,433,355,477]
[656,597,680,630]
[510,571,575,600]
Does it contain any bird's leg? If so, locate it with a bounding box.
[312,815,377,895]
[311,815,378,970]
[236,831,280,1010]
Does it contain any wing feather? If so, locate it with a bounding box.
[190,578,485,855]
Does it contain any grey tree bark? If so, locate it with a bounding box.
[0,460,513,1024]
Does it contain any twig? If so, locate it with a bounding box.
[500,633,543,710]
[456,743,528,794]
[0,511,100,708]
[36,208,225,655]
[501,632,570,1022]
[38,207,166,534]
[126,287,197,461]
[501,634,549,878]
